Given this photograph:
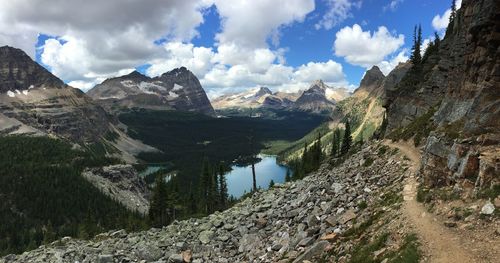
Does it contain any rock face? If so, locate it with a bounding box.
[82,165,150,215]
[384,0,499,190]
[0,46,112,143]
[1,144,410,263]
[87,67,215,115]
[293,80,338,112]
[355,66,385,98]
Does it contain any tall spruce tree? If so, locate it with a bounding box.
[285,168,291,182]
[450,0,456,23]
[149,174,170,227]
[199,157,211,214]
[331,130,338,157]
[218,163,228,211]
[410,25,422,65]
[341,119,352,156]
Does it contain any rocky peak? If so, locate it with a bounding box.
[294,80,336,112]
[254,87,272,98]
[0,45,65,92]
[360,66,385,88]
[122,70,148,81]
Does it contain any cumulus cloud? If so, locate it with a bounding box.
[376,50,408,75]
[212,0,314,48]
[334,24,405,69]
[432,0,462,31]
[0,0,210,89]
[1,0,349,95]
[315,0,362,30]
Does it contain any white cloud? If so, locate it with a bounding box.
[315,0,361,30]
[0,0,211,88]
[432,0,462,32]
[147,42,215,78]
[376,50,408,75]
[334,24,405,69]
[383,0,404,12]
[212,0,314,48]
[293,60,345,83]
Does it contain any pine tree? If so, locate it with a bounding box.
[149,174,170,227]
[410,25,422,65]
[199,157,211,214]
[341,119,352,156]
[218,163,228,210]
[450,0,456,23]
[434,32,441,46]
[313,132,322,169]
[331,130,338,157]
[285,169,291,182]
[268,180,275,188]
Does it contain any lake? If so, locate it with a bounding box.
[226,154,290,198]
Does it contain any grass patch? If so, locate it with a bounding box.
[363,157,375,167]
[477,184,500,199]
[381,191,403,207]
[387,107,436,146]
[347,233,390,263]
[416,186,431,203]
[385,233,421,263]
[378,145,389,156]
[343,212,382,239]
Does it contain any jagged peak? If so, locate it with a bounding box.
[360,66,385,87]
[124,70,147,79]
[254,87,272,97]
[161,66,194,78]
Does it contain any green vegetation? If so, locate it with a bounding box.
[363,157,375,167]
[348,232,390,263]
[0,136,147,256]
[386,234,421,263]
[478,184,500,199]
[388,107,437,146]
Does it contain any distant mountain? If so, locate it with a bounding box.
[211,87,288,109]
[212,81,349,112]
[293,80,339,112]
[87,67,215,115]
[0,45,155,162]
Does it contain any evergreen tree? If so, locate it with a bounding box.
[285,169,291,182]
[268,180,275,188]
[313,132,322,169]
[218,163,228,210]
[410,24,422,65]
[434,32,441,46]
[341,119,352,156]
[149,174,170,227]
[331,130,338,157]
[188,183,197,215]
[450,0,456,23]
[199,157,211,214]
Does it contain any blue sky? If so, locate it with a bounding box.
[0,0,456,97]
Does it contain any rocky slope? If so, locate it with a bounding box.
[293,80,338,112]
[82,165,150,215]
[88,67,215,115]
[0,46,111,143]
[0,45,156,161]
[1,143,415,263]
[384,0,499,191]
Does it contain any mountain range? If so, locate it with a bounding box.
[212,80,350,113]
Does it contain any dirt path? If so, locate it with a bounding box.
[383,140,477,263]
[352,98,376,138]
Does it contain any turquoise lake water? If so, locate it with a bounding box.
[225,155,290,198]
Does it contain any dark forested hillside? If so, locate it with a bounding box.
[0,136,147,256]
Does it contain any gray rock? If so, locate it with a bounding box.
[480,201,495,215]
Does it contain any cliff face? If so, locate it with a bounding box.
[385,0,500,190]
[88,67,215,115]
[0,46,112,143]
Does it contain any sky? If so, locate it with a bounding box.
[0,0,460,98]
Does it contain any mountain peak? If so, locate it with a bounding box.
[255,87,272,97]
[124,70,147,79]
[0,45,65,92]
[360,66,385,87]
